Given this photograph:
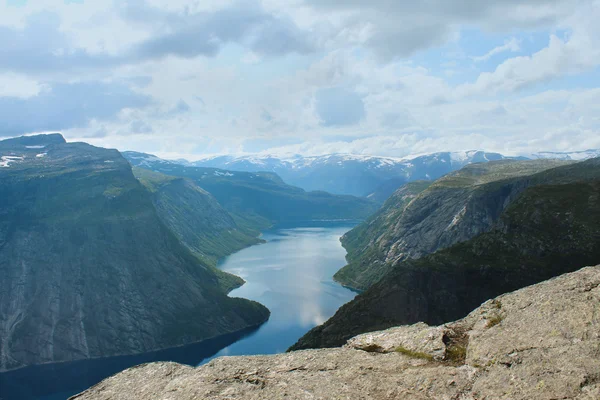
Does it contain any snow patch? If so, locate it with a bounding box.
[447,205,467,230]
[36,153,47,158]
[529,149,600,161]
[214,171,234,177]
[0,155,24,167]
[26,145,46,149]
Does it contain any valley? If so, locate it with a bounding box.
[2,134,600,400]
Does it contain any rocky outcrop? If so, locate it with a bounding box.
[72,266,600,400]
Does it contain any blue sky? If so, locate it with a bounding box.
[1,0,599,159]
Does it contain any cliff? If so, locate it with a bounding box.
[337,159,572,291]
[72,265,600,400]
[0,135,269,372]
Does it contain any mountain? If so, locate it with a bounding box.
[335,159,571,291]
[290,158,600,350]
[72,265,600,400]
[187,151,514,201]
[132,167,264,292]
[123,151,378,224]
[0,135,269,372]
[529,149,600,161]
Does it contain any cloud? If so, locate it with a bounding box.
[127,1,315,60]
[315,87,366,127]
[473,38,521,62]
[451,2,600,96]
[129,120,153,134]
[302,0,573,60]
[0,2,314,76]
[0,11,121,75]
[0,81,152,136]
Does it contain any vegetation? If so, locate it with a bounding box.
[133,168,263,275]
[486,314,503,328]
[395,346,434,361]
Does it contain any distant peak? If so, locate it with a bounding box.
[0,133,66,148]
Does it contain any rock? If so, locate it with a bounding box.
[346,323,446,360]
[72,265,600,400]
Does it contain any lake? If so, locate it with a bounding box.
[203,221,358,361]
[1,221,357,400]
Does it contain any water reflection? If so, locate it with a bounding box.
[202,222,358,362]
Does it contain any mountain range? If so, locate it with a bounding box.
[123,151,378,224]
[183,151,512,201]
[157,149,600,203]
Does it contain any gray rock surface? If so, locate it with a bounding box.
[72,265,600,400]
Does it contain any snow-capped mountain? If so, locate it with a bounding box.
[528,149,600,161]
[190,151,513,201]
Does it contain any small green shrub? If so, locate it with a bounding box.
[486,314,504,328]
[395,346,434,361]
[445,344,467,364]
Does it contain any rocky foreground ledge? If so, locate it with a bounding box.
[72,266,600,400]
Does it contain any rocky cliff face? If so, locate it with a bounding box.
[71,266,600,400]
[0,135,269,372]
[337,159,573,291]
[291,158,600,350]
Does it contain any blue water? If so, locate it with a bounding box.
[202,222,358,361]
[1,222,357,399]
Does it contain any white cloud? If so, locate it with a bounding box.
[472,38,521,62]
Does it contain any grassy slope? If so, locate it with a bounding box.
[133,167,264,292]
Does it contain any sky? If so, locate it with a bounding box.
[1,0,600,160]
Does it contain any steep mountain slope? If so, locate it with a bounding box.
[0,135,269,372]
[291,158,600,350]
[336,159,571,291]
[123,152,378,224]
[73,266,600,400]
[190,151,512,200]
[133,168,262,291]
